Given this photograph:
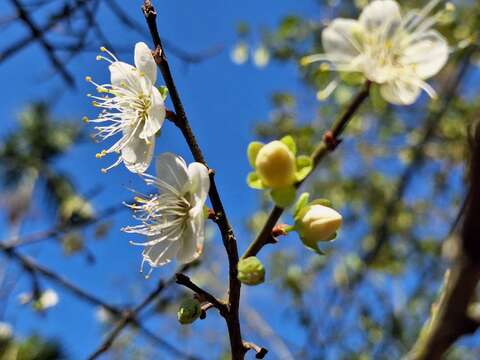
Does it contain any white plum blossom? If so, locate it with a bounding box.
[18,288,59,310]
[84,42,166,173]
[123,153,210,277]
[302,0,450,105]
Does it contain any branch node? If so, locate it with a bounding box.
[323,130,341,151]
[244,341,268,359]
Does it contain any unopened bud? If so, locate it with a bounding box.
[177,298,201,325]
[295,204,342,247]
[237,257,265,286]
[255,141,296,189]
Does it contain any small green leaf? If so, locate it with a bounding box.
[270,186,296,208]
[280,135,296,155]
[247,142,264,167]
[295,155,313,181]
[247,172,264,189]
[158,86,169,101]
[293,192,310,218]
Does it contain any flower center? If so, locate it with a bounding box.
[131,93,152,122]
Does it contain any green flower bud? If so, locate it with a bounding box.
[177,298,201,325]
[255,141,296,189]
[237,257,265,286]
[295,204,342,248]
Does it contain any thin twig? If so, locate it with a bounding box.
[175,273,228,316]
[9,0,75,86]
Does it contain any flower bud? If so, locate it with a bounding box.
[296,204,342,247]
[177,298,201,325]
[237,257,265,286]
[255,141,296,189]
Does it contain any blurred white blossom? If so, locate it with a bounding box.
[0,322,12,339]
[230,42,249,65]
[302,0,449,105]
[253,46,270,68]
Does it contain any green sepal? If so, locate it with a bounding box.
[247,141,264,167]
[270,186,296,208]
[293,192,310,219]
[295,155,313,181]
[309,198,332,207]
[304,242,326,256]
[247,172,265,190]
[158,86,169,101]
[280,135,296,155]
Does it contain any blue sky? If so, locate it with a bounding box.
[0,1,324,358]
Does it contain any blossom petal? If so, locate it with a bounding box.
[359,0,401,33]
[134,42,157,84]
[401,30,448,79]
[322,19,364,65]
[142,238,180,267]
[380,79,421,105]
[155,153,189,193]
[109,61,142,91]
[176,213,204,264]
[140,86,165,140]
[187,162,210,206]
[121,127,155,173]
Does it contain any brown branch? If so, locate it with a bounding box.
[142,2,247,358]
[242,81,371,259]
[406,119,480,360]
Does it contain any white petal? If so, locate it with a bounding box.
[401,30,448,79]
[134,42,157,84]
[121,128,155,173]
[359,0,401,32]
[176,214,204,264]
[155,153,189,193]
[322,19,364,64]
[142,238,180,267]
[187,162,210,205]
[380,79,421,105]
[109,61,142,91]
[140,87,165,139]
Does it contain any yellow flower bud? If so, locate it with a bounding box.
[296,204,342,247]
[255,140,296,189]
